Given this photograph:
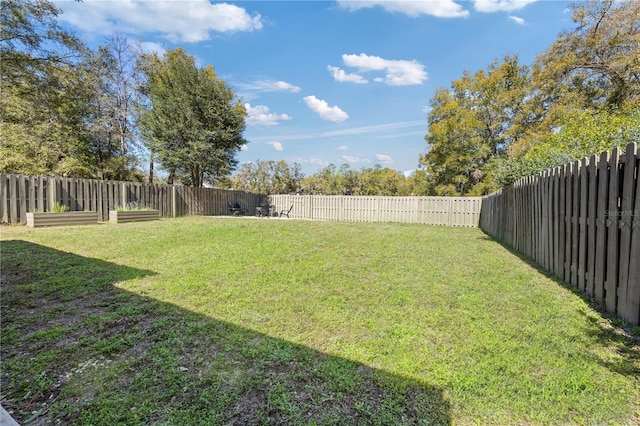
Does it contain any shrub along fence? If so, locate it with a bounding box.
[269,194,481,227]
[0,174,265,223]
[480,143,640,325]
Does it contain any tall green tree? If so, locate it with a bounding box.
[85,33,144,181]
[138,49,247,187]
[0,0,94,176]
[503,0,640,182]
[420,55,531,195]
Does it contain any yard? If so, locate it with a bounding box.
[1,217,638,425]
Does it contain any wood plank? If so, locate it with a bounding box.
[8,175,16,223]
[48,177,57,211]
[553,167,561,277]
[0,175,8,223]
[623,153,640,325]
[547,170,554,272]
[594,151,610,303]
[558,165,566,280]
[61,177,69,207]
[18,175,27,223]
[617,143,637,321]
[565,163,573,283]
[605,147,621,313]
[571,161,580,288]
[37,176,44,212]
[586,155,598,297]
[539,173,546,268]
[578,157,589,291]
[28,176,36,213]
[531,175,545,262]
[83,178,90,211]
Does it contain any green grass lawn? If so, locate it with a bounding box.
[1,217,638,425]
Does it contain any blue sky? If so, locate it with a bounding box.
[54,0,573,176]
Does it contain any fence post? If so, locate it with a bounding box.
[120,182,127,207]
[172,185,177,217]
[617,143,638,322]
[48,177,56,211]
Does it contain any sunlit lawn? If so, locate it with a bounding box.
[1,217,639,425]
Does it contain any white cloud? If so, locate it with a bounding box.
[237,80,301,93]
[266,141,284,151]
[375,154,394,164]
[248,120,425,142]
[240,144,249,151]
[342,155,371,164]
[508,15,526,25]
[337,0,469,18]
[273,81,302,92]
[56,1,262,43]
[474,0,538,12]
[303,96,349,122]
[137,41,166,56]
[244,103,292,127]
[341,53,428,86]
[336,145,348,151]
[327,66,368,84]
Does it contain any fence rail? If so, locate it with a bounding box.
[480,143,640,325]
[0,174,265,223]
[269,194,482,226]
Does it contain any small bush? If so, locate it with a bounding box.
[114,202,153,212]
[51,202,70,213]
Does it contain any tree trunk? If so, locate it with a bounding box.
[148,150,154,184]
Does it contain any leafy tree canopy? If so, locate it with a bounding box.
[138,49,247,187]
[231,160,304,194]
[422,0,640,195]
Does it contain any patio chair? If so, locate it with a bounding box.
[279,205,294,218]
[228,202,243,216]
[258,204,271,217]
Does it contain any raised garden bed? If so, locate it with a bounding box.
[26,211,99,228]
[109,210,160,224]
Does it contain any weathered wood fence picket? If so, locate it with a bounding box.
[480,143,640,325]
[0,175,265,223]
[269,194,482,226]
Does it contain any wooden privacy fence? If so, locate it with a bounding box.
[0,174,265,223]
[480,143,640,325]
[269,194,482,226]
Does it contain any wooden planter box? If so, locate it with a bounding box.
[109,210,160,224]
[26,211,99,228]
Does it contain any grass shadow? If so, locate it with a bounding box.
[1,240,451,425]
[476,230,640,379]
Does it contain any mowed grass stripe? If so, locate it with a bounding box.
[1,217,638,425]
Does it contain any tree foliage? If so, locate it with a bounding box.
[0,0,93,176]
[1,1,144,180]
[231,160,304,194]
[138,49,247,187]
[84,34,144,180]
[300,163,414,196]
[420,55,530,195]
[0,0,83,86]
[533,0,640,111]
[422,0,640,194]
